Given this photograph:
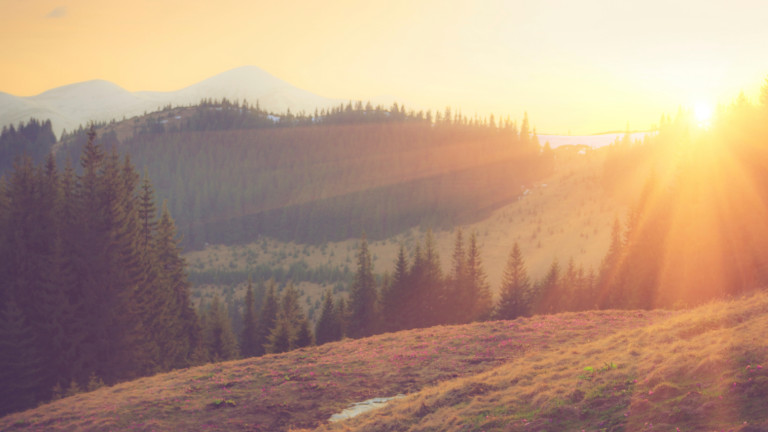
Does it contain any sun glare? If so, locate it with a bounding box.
[694,102,714,127]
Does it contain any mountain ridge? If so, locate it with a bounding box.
[0,66,343,137]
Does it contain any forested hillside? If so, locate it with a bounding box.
[57,101,552,249]
[0,119,57,173]
[0,131,200,416]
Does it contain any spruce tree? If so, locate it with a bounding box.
[279,282,312,350]
[204,295,239,362]
[265,312,292,354]
[334,297,348,338]
[465,231,493,322]
[0,296,43,415]
[348,233,378,338]
[598,217,624,309]
[379,244,409,332]
[561,257,579,311]
[315,290,341,345]
[413,230,444,327]
[153,201,201,368]
[447,229,467,324]
[495,242,531,320]
[293,318,314,349]
[535,259,561,314]
[240,279,259,358]
[255,281,279,356]
[137,172,157,251]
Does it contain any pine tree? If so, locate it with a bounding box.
[447,229,467,323]
[137,172,157,252]
[414,229,444,327]
[465,231,493,322]
[379,243,409,332]
[255,281,279,356]
[279,282,312,350]
[240,279,259,358]
[495,242,531,320]
[153,201,201,368]
[3,156,77,396]
[560,257,579,312]
[315,290,341,345]
[598,217,624,309]
[0,296,43,416]
[54,158,90,386]
[204,295,239,362]
[334,297,348,338]
[535,259,561,314]
[294,318,313,349]
[348,233,378,338]
[265,312,292,354]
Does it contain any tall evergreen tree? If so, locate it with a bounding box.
[275,282,312,350]
[255,281,279,356]
[240,279,259,358]
[265,312,292,354]
[315,290,342,345]
[137,172,157,252]
[293,318,314,349]
[334,296,348,339]
[153,201,201,368]
[535,259,561,315]
[495,242,531,320]
[413,230,444,327]
[465,231,493,322]
[598,217,624,309]
[379,243,409,332]
[447,229,468,323]
[0,296,43,416]
[348,233,378,338]
[204,295,239,362]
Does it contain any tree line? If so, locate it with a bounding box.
[0,119,57,174]
[56,101,551,249]
[201,230,603,364]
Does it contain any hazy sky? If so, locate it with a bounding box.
[1,0,767,134]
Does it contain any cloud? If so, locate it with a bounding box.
[46,6,67,19]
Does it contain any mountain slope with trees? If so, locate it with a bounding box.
[0,130,200,416]
[56,101,552,249]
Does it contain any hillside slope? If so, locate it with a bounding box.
[3,292,767,431]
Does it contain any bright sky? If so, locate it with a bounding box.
[1,0,767,134]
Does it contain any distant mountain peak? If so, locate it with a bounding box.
[0,66,343,138]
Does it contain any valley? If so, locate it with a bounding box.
[186,143,626,321]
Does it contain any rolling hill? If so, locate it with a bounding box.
[2,291,766,431]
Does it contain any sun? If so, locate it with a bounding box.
[694,102,714,127]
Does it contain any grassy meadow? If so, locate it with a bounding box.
[3,290,767,431]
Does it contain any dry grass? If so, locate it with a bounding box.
[6,291,766,431]
[316,291,768,432]
[2,305,665,431]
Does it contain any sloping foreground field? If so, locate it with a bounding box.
[3,293,768,431]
